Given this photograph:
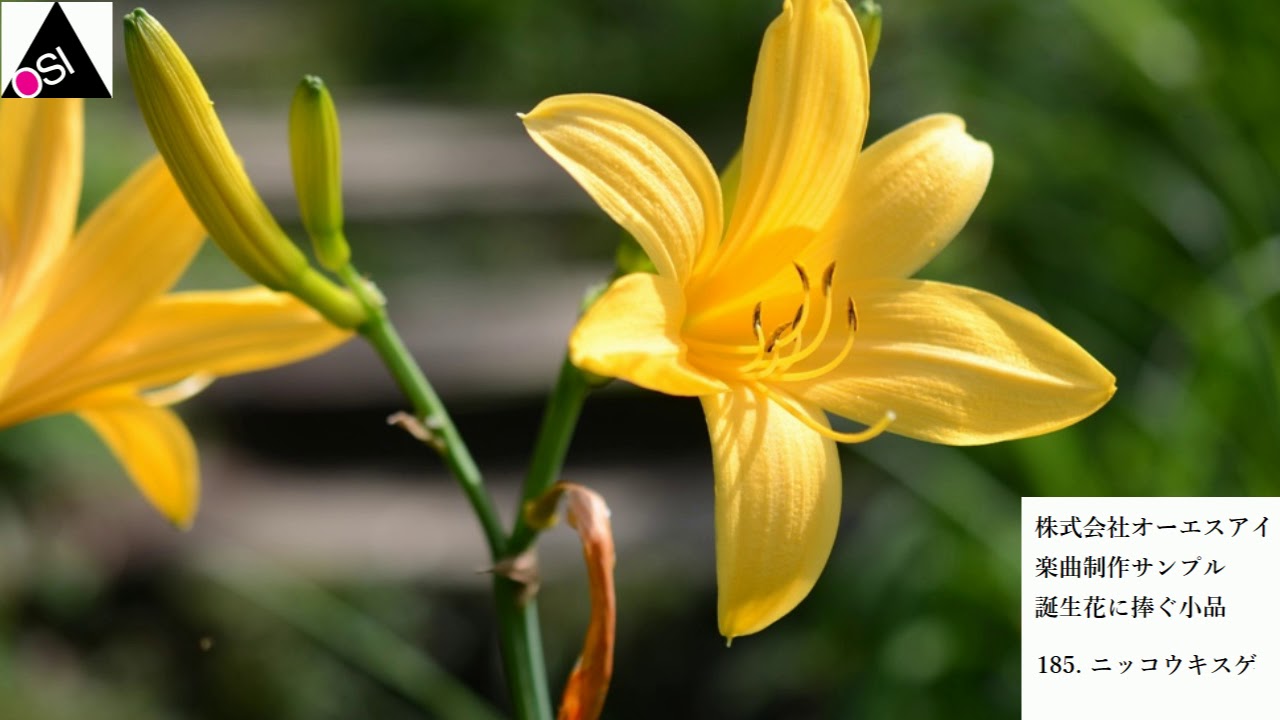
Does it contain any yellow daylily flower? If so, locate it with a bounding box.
[0,98,351,528]
[523,0,1115,640]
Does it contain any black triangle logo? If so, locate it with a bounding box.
[3,3,110,98]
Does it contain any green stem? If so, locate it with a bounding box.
[495,354,590,720]
[506,356,591,557]
[337,264,552,719]
[494,578,554,719]
[338,265,505,556]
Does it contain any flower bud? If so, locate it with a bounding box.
[290,76,350,271]
[123,9,365,328]
[853,0,882,66]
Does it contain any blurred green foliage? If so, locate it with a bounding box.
[3,0,1280,718]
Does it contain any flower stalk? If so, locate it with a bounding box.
[508,356,591,557]
[126,9,561,712]
[336,265,506,555]
[336,262,555,720]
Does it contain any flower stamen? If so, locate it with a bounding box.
[141,372,216,406]
[775,263,837,367]
[779,299,857,382]
[749,302,767,365]
[766,263,811,351]
[742,263,850,383]
[684,264,857,385]
[749,323,795,378]
[741,263,820,373]
[756,383,895,444]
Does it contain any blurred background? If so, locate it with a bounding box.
[3,0,1279,717]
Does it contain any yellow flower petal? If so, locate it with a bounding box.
[0,288,351,423]
[522,94,722,284]
[0,98,82,287]
[79,399,199,528]
[0,98,83,394]
[703,386,840,640]
[7,156,205,393]
[704,0,868,297]
[570,273,725,396]
[0,97,36,234]
[77,287,351,394]
[805,114,993,280]
[789,279,1116,444]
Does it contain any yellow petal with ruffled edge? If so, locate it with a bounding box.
[522,94,722,285]
[789,279,1116,444]
[79,399,199,528]
[571,273,725,397]
[703,386,840,640]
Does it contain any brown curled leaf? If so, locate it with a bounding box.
[534,483,616,720]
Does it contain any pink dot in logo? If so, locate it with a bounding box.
[14,68,41,98]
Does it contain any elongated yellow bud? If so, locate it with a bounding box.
[853,0,882,66]
[290,76,350,271]
[123,9,365,328]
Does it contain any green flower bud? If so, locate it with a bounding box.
[123,9,365,328]
[854,0,882,66]
[290,76,351,271]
